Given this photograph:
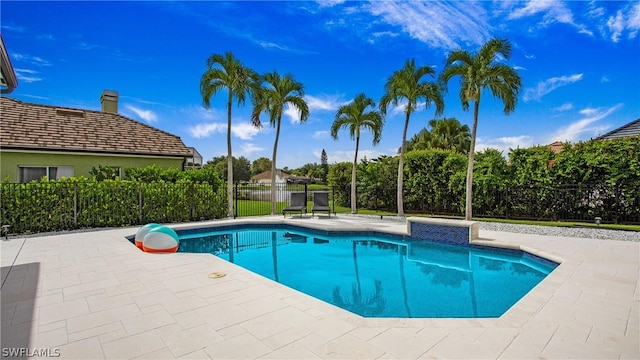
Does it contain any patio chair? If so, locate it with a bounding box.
[312,191,331,218]
[282,192,307,218]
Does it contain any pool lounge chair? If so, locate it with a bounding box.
[283,192,307,218]
[312,191,331,218]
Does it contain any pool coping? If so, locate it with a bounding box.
[1,215,638,359]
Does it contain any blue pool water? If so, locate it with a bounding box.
[175,225,557,318]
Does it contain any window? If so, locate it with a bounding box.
[18,166,74,183]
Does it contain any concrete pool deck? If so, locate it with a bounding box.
[1,216,638,359]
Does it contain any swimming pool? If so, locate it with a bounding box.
[174,224,557,318]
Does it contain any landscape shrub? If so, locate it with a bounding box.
[1,177,226,234]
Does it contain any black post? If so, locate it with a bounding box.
[332,185,336,215]
[234,182,238,219]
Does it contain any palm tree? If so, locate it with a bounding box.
[200,52,258,218]
[331,93,384,214]
[380,59,444,216]
[440,38,522,220]
[405,117,470,153]
[251,71,309,215]
[405,128,431,152]
[428,117,471,154]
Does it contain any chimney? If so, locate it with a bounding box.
[100,90,119,113]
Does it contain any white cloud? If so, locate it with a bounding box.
[188,123,226,139]
[317,0,345,8]
[125,105,158,123]
[306,94,344,111]
[231,122,261,140]
[607,2,640,42]
[372,31,399,38]
[389,101,430,116]
[239,142,264,156]
[506,0,591,35]
[284,94,346,123]
[10,53,51,66]
[629,2,640,38]
[284,104,305,124]
[600,75,610,83]
[579,107,599,116]
[553,103,574,112]
[320,148,392,164]
[523,73,583,102]
[366,1,491,49]
[607,10,625,42]
[14,68,42,83]
[313,130,330,140]
[475,135,535,155]
[189,122,256,141]
[256,40,294,52]
[549,104,623,142]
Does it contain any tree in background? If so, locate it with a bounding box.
[321,149,329,183]
[251,71,309,215]
[380,59,444,216]
[331,93,384,214]
[406,117,470,153]
[251,157,272,176]
[440,38,522,220]
[327,162,352,206]
[205,156,251,183]
[200,52,258,217]
[294,163,324,180]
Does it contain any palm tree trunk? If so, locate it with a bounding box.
[271,116,282,215]
[352,241,361,297]
[226,94,233,218]
[351,136,359,214]
[398,112,410,216]
[398,246,411,317]
[465,100,480,220]
[271,231,279,282]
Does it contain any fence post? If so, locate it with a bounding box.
[332,186,336,215]
[190,183,195,222]
[505,186,510,220]
[73,183,78,228]
[138,186,143,224]
[234,182,238,219]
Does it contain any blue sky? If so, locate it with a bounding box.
[2,1,639,169]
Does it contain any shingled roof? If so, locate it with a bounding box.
[0,96,191,157]
[596,118,640,140]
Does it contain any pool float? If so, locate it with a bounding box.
[142,225,179,253]
[135,223,160,249]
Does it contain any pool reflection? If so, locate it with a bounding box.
[178,229,554,318]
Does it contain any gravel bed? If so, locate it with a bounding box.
[341,214,639,242]
[478,222,640,242]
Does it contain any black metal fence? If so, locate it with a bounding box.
[245,182,640,225]
[1,182,226,235]
[233,183,335,218]
[2,181,638,236]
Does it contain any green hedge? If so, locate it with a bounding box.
[1,177,226,235]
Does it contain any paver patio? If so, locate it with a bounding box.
[1,216,638,359]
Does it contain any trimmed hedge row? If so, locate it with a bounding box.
[1,177,227,235]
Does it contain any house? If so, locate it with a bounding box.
[185,147,203,169]
[596,119,640,140]
[1,34,18,94]
[251,169,291,184]
[546,141,564,154]
[0,91,194,182]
